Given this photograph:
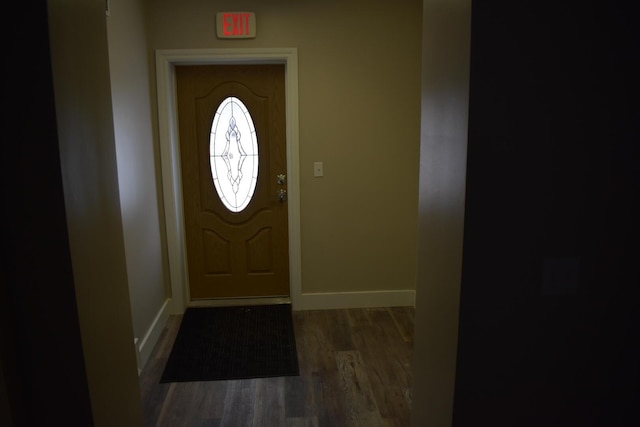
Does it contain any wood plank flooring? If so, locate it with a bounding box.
[139,307,414,426]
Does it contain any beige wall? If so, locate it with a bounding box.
[411,0,471,425]
[106,0,169,356]
[47,0,144,425]
[147,0,422,294]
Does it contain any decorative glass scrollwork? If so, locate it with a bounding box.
[209,97,258,212]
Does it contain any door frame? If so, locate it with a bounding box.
[155,48,301,314]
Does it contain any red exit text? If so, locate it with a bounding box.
[217,12,256,39]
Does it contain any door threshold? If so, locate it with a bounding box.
[188,296,291,308]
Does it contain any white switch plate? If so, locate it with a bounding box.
[314,162,324,177]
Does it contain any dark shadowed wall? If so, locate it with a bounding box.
[454,1,639,425]
[1,2,93,425]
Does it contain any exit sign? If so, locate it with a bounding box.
[216,12,256,39]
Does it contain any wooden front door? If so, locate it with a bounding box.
[176,64,289,300]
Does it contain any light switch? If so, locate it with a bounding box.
[314,162,324,177]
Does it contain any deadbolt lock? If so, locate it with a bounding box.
[277,188,287,202]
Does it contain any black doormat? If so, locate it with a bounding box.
[160,304,299,383]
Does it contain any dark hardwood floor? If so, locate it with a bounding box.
[139,306,414,426]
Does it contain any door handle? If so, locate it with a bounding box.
[277,188,287,202]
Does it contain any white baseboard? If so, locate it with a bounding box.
[292,290,415,311]
[133,337,141,375]
[135,298,170,374]
[165,290,415,316]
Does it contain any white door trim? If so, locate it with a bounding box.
[155,48,301,314]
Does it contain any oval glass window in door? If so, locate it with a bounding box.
[209,97,259,212]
